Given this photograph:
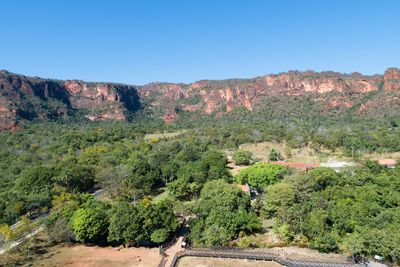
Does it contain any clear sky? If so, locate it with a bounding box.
[1,0,399,85]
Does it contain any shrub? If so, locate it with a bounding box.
[232,150,254,165]
[69,208,108,243]
[47,218,74,244]
[268,149,283,161]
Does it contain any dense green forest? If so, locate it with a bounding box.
[264,165,400,262]
[1,113,400,263]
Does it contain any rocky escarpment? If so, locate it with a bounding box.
[139,68,400,121]
[0,98,17,131]
[384,68,400,91]
[0,68,399,130]
[64,80,140,121]
[0,71,140,130]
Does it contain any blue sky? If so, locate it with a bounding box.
[1,0,399,85]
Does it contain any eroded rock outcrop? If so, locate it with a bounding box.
[0,71,140,130]
[139,69,395,121]
[63,80,140,121]
[0,98,17,131]
[254,71,381,95]
[384,68,400,91]
[1,68,399,129]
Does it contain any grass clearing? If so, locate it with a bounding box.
[236,141,400,164]
[226,141,356,176]
[238,142,326,163]
[360,151,400,162]
[237,231,283,248]
[144,130,187,142]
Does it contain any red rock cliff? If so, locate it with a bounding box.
[139,69,396,121]
[0,98,17,131]
[1,68,399,129]
[0,71,140,130]
[384,68,400,90]
[63,80,131,121]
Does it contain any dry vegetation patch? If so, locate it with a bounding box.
[1,234,162,267]
[144,130,186,142]
[238,142,320,163]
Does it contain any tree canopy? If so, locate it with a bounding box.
[235,163,287,189]
[189,180,260,247]
[263,166,400,262]
[107,200,179,246]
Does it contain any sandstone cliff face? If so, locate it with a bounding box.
[0,98,17,131]
[384,68,400,91]
[0,71,140,130]
[254,71,381,95]
[199,87,253,114]
[140,69,398,122]
[0,71,71,130]
[0,71,70,105]
[63,80,140,121]
[1,68,399,129]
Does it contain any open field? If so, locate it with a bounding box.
[144,130,187,141]
[361,151,400,162]
[237,141,400,164]
[226,141,328,175]
[0,233,162,267]
[238,142,333,163]
[177,256,283,267]
[226,142,334,175]
[31,244,161,267]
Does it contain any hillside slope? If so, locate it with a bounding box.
[1,68,400,130]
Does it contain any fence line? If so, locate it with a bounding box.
[157,256,168,267]
[171,248,364,267]
[169,251,184,267]
[156,217,187,267]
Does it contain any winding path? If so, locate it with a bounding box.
[0,226,44,255]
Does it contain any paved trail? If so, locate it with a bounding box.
[0,226,44,255]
